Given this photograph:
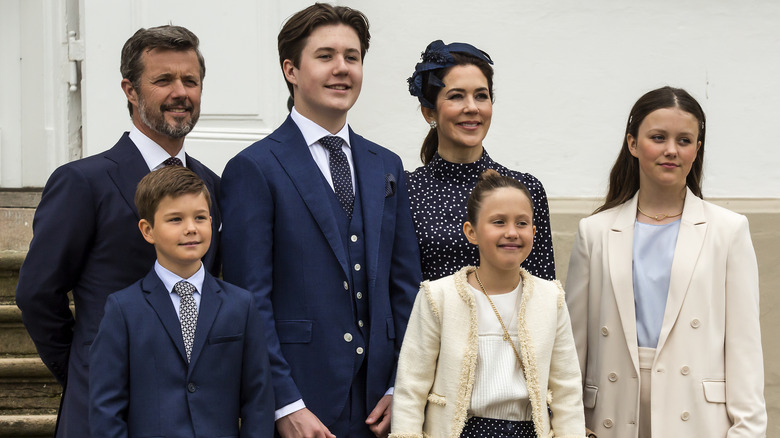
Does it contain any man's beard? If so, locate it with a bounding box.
[138,95,200,139]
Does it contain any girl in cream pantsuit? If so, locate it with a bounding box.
[566,87,766,438]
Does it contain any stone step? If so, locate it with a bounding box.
[0,305,38,356]
[0,414,56,437]
[0,251,24,303]
[0,358,61,416]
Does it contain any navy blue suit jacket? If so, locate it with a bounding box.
[15,133,221,437]
[89,269,274,437]
[220,116,422,425]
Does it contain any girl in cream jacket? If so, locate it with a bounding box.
[391,170,585,438]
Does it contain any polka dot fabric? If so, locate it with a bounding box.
[406,150,556,281]
[320,136,354,218]
[173,280,198,362]
[460,416,537,438]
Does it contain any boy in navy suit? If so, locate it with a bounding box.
[89,166,274,437]
[220,4,422,438]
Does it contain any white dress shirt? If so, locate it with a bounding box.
[129,126,187,171]
[154,260,204,318]
[289,107,355,192]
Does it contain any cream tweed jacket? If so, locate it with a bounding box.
[390,266,585,438]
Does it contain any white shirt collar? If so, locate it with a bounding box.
[154,260,205,294]
[290,107,351,148]
[129,125,187,171]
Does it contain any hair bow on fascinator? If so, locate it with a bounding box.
[407,40,493,108]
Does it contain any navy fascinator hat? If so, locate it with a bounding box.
[407,40,493,108]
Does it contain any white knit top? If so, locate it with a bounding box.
[469,283,532,421]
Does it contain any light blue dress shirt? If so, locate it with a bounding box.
[632,219,681,348]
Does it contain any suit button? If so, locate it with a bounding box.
[608,372,618,382]
[358,320,364,327]
[354,264,361,271]
[681,366,690,375]
[356,347,364,355]
[681,411,690,421]
[344,333,353,342]
[603,419,614,428]
[187,383,196,393]
[343,281,349,290]
[356,292,363,299]
[691,318,701,328]
[351,235,358,242]
[601,326,609,336]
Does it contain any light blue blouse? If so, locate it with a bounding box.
[633,219,681,348]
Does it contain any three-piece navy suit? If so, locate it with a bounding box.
[15,133,221,437]
[89,269,274,437]
[220,116,422,435]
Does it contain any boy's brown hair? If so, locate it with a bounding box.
[278,3,370,98]
[135,166,211,225]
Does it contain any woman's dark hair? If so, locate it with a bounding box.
[467,169,534,224]
[596,86,706,214]
[419,52,494,165]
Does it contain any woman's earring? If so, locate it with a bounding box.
[429,120,437,129]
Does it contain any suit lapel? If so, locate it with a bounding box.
[351,129,384,283]
[270,117,350,275]
[142,271,188,363]
[608,193,640,372]
[104,133,149,220]
[656,189,707,353]
[188,274,222,371]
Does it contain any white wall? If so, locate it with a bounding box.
[349,0,780,198]
[2,0,778,197]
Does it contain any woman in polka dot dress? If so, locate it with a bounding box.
[404,40,555,282]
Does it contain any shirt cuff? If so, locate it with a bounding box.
[385,386,394,396]
[275,399,306,421]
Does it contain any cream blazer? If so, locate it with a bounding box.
[565,189,766,437]
[390,266,585,438]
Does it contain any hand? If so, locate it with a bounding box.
[276,408,336,438]
[365,394,392,438]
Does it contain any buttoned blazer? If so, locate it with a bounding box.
[565,189,766,437]
[89,269,274,437]
[15,133,221,437]
[391,266,585,438]
[220,116,422,425]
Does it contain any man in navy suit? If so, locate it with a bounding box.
[220,4,422,438]
[15,25,221,437]
[89,166,273,437]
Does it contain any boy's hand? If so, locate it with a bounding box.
[365,394,392,438]
[277,408,336,438]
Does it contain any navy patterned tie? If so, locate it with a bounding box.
[320,136,354,218]
[173,281,198,362]
[163,156,183,167]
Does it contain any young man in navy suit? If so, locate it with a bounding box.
[15,26,221,437]
[89,166,273,437]
[220,4,422,438]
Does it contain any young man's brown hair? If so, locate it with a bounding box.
[134,166,211,225]
[277,3,370,98]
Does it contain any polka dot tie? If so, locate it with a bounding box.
[320,136,354,218]
[163,156,183,167]
[173,281,198,362]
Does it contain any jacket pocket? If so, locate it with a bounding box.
[427,392,446,406]
[276,320,313,344]
[702,379,726,403]
[583,385,598,409]
[386,317,396,339]
[208,334,243,344]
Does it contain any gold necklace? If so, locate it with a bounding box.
[636,205,682,221]
[474,268,524,368]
